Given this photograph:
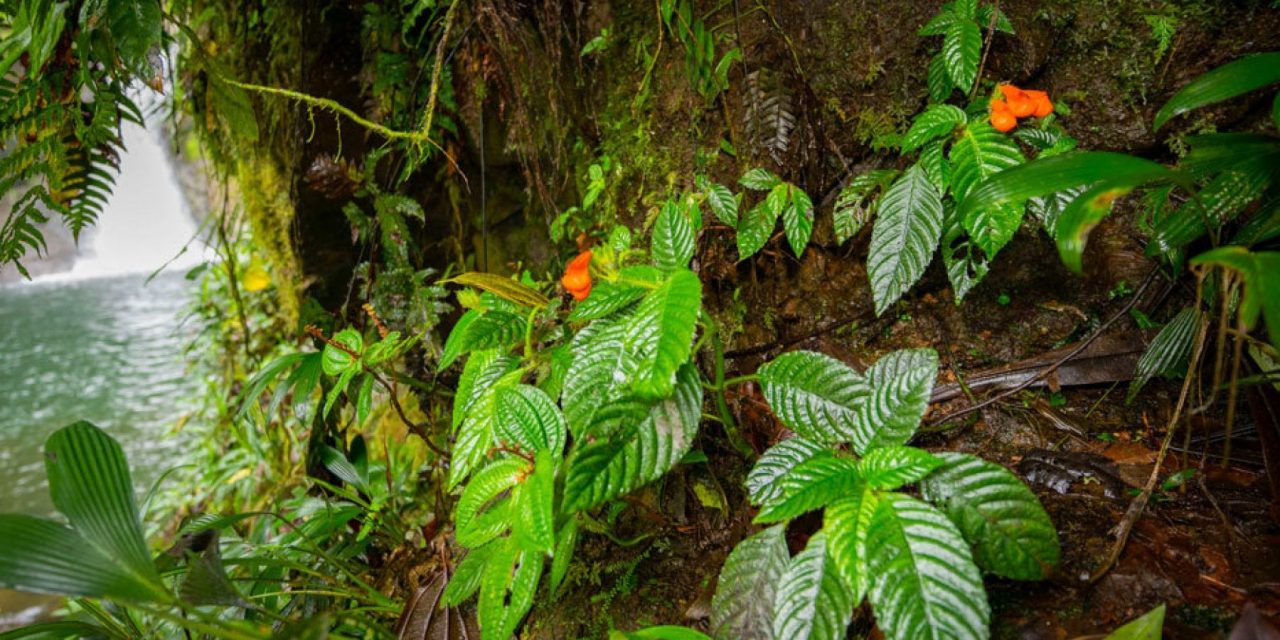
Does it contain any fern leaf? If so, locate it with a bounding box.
[757,350,869,444]
[919,453,1061,580]
[710,525,789,640]
[627,268,702,398]
[951,122,1025,257]
[747,437,828,505]
[495,385,568,455]
[755,455,860,523]
[563,365,701,512]
[867,493,990,640]
[858,445,943,490]
[902,105,967,154]
[1127,307,1199,401]
[851,349,938,455]
[772,532,856,640]
[867,165,944,315]
[653,200,696,271]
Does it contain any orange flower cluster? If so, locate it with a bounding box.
[989,84,1053,132]
[561,251,593,301]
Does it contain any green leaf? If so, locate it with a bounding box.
[927,54,954,103]
[705,182,740,228]
[783,185,815,257]
[513,450,556,553]
[563,310,639,437]
[902,105,967,154]
[1055,183,1130,274]
[105,0,163,74]
[942,18,981,93]
[446,272,550,308]
[566,280,648,322]
[1190,247,1280,353]
[548,517,578,595]
[736,193,782,260]
[755,455,860,523]
[42,422,166,600]
[1103,604,1165,640]
[451,362,523,490]
[941,201,990,302]
[442,542,497,606]
[496,385,568,456]
[653,200,696,271]
[456,458,525,548]
[0,514,160,602]
[612,627,713,640]
[951,122,1025,257]
[746,437,828,505]
[834,169,898,244]
[627,269,702,398]
[918,8,958,36]
[478,539,542,640]
[1178,133,1280,177]
[0,620,112,640]
[1128,307,1199,401]
[868,165,945,315]
[444,310,527,369]
[851,349,938,455]
[859,446,943,490]
[866,493,990,640]
[741,168,783,191]
[772,532,856,640]
[823,483,879,604]
[1147,168,1272,257]
[758,350,870,443]
[710,525,790,640]
[920,140,951,192]
[322,328,363,376]
[564,365,702,512]
[454,350,519,431]
[1154,52,1280,130]
[976,4,1014,33]
[919,453,1060,580]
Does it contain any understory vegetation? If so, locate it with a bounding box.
[1,0,1279,638]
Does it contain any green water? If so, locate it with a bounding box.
[0,271,200,515]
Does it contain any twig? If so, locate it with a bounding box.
[969,0,1001,101]
[928,268,1160,426]
[1088,289,1209,584]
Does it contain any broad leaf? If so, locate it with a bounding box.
[705,182,739,228]
[627,269,702,399]
[451,365,524,490]
[1190,247,1280,353]
[866,493,990,640]
[495,384,567,456]
[1128,307,1199,401]
[950,122,1025,257]
[942,18,980,93]
[823,483,879,604]
[441,542,497,606]
[755,455,860,523]
[919,453,1061,580]
[740,168,783,191]
[653,200,696,271]
[1055,183,1130,274]
[851,349,938,455]
[927,53,953,103]
[1147,168,1272,257]
[612,627,713,640]
[322,328,363,376]
[746,437,828,505]
[737,185,786,260]
[563,365,702,511]
[0,514,161,602]
[902,105,967,154]
[868,165,944,315]
[562,310,638,437]
[1103,604,1165,640]
[710,525,789,640]
[758,350,869,443]
[858,445,943,490]
[567,280,648,322]
[455,459,524,548]
[1154,52,1280,130]
[513,450,556,553]
[446,272,550,308]
[43,422,166,600]
[478,540,542,640]
[548,518,578,595]
[772,532,856,640]
[782,185,815,257]
[833,169,898,244]
[941,201,989,302]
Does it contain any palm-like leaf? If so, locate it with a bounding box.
[1154,52,1280,130]
[1128,307,1199,401]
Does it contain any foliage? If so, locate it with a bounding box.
[918,0,1012,101]
[695,349,1058,640]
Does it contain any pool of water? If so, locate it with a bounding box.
[0,271,201,515]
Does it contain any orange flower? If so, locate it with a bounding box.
[999,84,1035,117]
[561,250,593,301]
[1025,89,1053,117]
[990,108,1017,132]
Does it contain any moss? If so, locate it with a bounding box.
[235,152,301,326]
